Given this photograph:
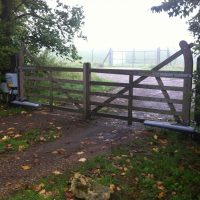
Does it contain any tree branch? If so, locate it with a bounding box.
[15,11,45,21]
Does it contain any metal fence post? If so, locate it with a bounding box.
[157,47,161,65]
[83,62,91,119]
[109,48,113,66]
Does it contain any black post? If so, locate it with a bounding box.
[194,56,200,125]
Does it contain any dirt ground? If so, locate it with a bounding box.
[0,108,146,198]
[0,74,185,198]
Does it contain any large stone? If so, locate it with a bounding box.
[70,173,111,200]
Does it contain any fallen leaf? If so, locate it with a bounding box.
[52,150,58,154]
[32,183,45,192]
[13,134,22,139]
[78,158,87,162]
[109,184,116,193]
[76,151,84,155]
[56,127,62,130]
[152,147,159,152]
[7,127,15,131]
[65,188,74,199]
[21,165,31,170]
[79,177,87,185]
[153,134,158,140]
[6,144,13,150]
[159,139,168,144]
[158,191,165,199]
[1,136,10,141]
[52,170,63,175]
[39,189,46,195]
[39,136,46,142]
[120,172,126,176]
[18,145,26,152]
[157,185,165,190]
[7,131,14,135]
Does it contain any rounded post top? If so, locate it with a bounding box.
[179,40,188,50]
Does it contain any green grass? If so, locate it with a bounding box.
[25,70,113,104]
[0,104,25,117]
[0,128,61,154]
[6,130,200,200]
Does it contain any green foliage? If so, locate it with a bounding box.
[0,104,24,117]
[0,0,85,70]
[151,0,200,52]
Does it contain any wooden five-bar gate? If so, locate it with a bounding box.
[19,41,194,125]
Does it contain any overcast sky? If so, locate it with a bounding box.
[57,0,193,50]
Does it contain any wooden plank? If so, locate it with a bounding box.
[91,69,192,78]
[53,87,83,94]
[28,93,50,99]
[27,85,83,95]
[52,78,83,84]
[133,96,183,104]
[91,101,127,109]
[133,106,182,115]
[90,92,183,104]
[53,96,82,104]
[155,77,181,123]
[49,71,53,111]
[25,76,83,84]
[23,66,83,72]
[134,84,183,91]
[93,112,128,121]
[43,104,83,113]
[180,41,193,125]
[90,92,129,98]
[91,81,128,87]
[24,76,50,82]
[83,63,91,119]
[93,112,144,123]
[128,74,133,125]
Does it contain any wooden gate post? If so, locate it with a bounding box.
[128,74,133,125]
[83,62,91,119]
[194,56,200,125]
[179,40,193,125]
[18,43,26,100]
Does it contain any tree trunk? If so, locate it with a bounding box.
[0,0,15,41]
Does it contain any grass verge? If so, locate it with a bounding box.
[0,127,62,154]
[0,104,25,117]
[6,129,200,200]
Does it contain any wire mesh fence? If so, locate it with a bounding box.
[79,48,189,70]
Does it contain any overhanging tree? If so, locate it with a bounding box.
[0,0,85,69]
[151,0,200,51]
[152,0,200,125]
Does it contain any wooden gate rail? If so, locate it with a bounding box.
[19,41,194,125]
[22,66,85,113]
[88,41,194,125]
